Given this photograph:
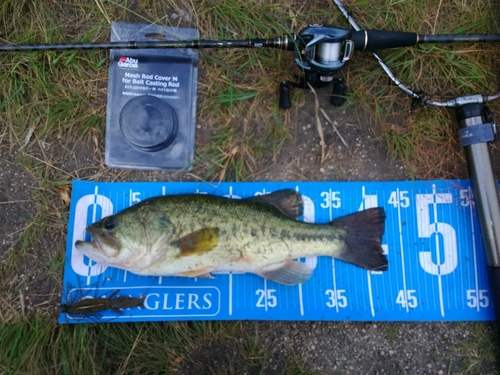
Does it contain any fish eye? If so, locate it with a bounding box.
[104,217,116,230]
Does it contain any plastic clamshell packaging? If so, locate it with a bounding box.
[105,22,199,171]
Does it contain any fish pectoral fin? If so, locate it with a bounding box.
[247,189,303,219]
[172,227,220,257]
[258,260,313,285]
[177,267,215,278]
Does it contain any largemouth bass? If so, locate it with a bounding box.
[75,190,387,285]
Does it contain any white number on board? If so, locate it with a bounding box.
[130,190,141,205]
[388,190,410,208]
[325,289,348,308]
[416,192,458,275]
[460,189,472,207]
[256,289,277,308]
[466,289,489,308]
[396,290,418,309]
[320,190,341,209]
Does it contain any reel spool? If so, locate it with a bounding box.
[281,24,353,108]
[293,24,353,76]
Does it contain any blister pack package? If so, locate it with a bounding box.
[105,22,198,171]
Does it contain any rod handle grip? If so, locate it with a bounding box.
[352,30,418,51]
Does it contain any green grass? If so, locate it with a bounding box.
[0,319,312,374]
[384,325,400,341]
[2,0,497,178]
[340,0,500,175]
[0,0,499,373]
[0,1,109,147]
[456,322,500,374]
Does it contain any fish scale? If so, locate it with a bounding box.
[140,194,347,264]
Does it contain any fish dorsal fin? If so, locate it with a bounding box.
[248,189,303,219]
[258,260,313,285]
[172,228,220,257]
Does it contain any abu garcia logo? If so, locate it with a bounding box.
[118,56,138,69]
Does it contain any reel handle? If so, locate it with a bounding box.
[330,78,346,106]
[279,82,293,109]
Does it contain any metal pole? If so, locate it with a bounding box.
[456,103,500,337]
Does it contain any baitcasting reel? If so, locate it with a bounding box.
[277,23,500,108]
[280,24,354,109]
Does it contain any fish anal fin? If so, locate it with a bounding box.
[196,273,215,279]
[177,267,215,278]
[248,190,303,219]
[258,260,313,285]
[173,227,220,257]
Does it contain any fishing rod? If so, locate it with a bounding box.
[3,26,497,107]
[1,30,498,52]
[332,0,500,340]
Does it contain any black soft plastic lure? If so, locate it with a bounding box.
[60,290,145,315]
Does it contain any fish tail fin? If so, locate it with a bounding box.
[332,207,388,271]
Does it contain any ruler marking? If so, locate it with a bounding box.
[363,186,376,317]
[295,185,306,315]
[367,272,375,317]
[432,185,445,317]
[332,261,339,314]
[469,186,480,312]
[264,279,268,312]
[329,188,339,314]
[229,273,233,315]
[298,284,304,316]
[85,186,100,285]
[397,188,409,313]
[92,186,99,223]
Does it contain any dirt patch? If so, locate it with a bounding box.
[255,93,411,182]
[0,155,35,258]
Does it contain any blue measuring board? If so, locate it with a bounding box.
[59,179,495,323]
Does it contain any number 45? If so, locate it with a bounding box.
[388,190,410,208]
[396,290,418,309]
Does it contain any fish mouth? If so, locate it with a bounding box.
[75,226,107,257]
[75,239,104,259]
[75,226,121,260]
[75,239,120,268]
[75,239,99,252]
